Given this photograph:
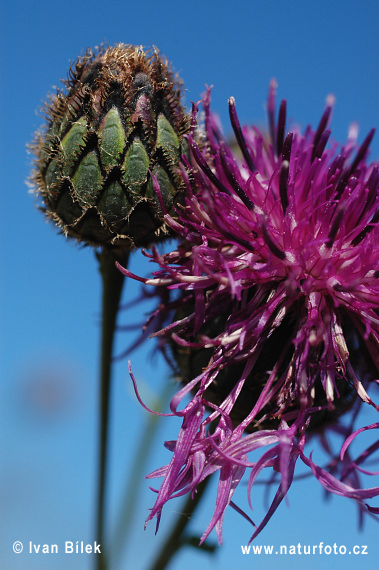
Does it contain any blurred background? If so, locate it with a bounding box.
[1,1,379,568]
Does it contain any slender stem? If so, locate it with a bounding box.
[110,382,174,567]
[149,478,210,570]
[96,248,129,570]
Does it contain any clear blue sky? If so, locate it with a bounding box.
[1,1,379,569]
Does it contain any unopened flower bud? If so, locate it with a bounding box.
[31,44,190,249]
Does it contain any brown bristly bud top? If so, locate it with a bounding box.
[31,44,190,250]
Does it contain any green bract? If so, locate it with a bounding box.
[32,44,190,249]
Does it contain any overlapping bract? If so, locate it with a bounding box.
[121,83,379,543]
[31,44,190,249]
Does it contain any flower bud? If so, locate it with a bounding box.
[31,44,190,249]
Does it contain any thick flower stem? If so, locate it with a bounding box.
[149,478,210,570]
[96,248,129,570]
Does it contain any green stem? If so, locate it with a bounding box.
[110,382,174,568]
[96,248,129,570]
[149,478,210,570]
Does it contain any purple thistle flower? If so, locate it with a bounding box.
[119,81,379,544]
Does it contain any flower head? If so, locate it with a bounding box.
[120,82,379,543]
[31,44,190,250]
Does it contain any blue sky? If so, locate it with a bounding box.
[1,1,379,569]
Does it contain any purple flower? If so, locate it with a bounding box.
[119,81,379,543]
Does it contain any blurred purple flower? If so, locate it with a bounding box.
[119,82,379,543]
